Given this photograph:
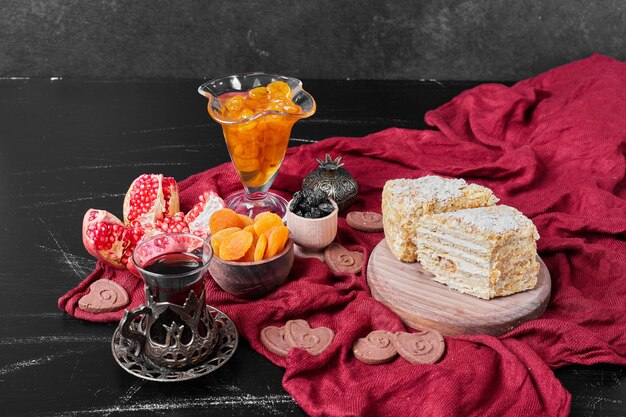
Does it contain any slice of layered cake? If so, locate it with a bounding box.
[415,205,540,299]
[382,176,498,262]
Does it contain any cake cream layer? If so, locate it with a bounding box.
[382,175,498,262]
[414,225,534,272]
[414,230,490,274]
[415,205,540,300]
[417,238,537,291]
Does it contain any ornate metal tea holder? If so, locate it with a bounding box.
[112,286,238,382]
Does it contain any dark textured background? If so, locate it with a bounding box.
[1,0,625,80]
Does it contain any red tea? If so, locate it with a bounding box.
[143,252,206,304]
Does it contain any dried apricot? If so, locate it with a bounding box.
[248,86,268,100]
[237,108,255,120]
[232,156,261,172]
[219,230,253,261]
[243,224,257,236]
[210,227,241,255]
[225,95,245,113]
[254,233,268,261]
[210,208,244,234]
[238,214,254,227]
[253,212,283,236]
[244,224,259,252]
[265,225,289,258]
[234,143,260,159]
[267,81,291,98]
[239,244,256,262]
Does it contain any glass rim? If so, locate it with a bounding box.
[198,71,304,95]
[131,232,212,280]
[197,72,316,125]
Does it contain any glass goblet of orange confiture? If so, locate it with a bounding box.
[198,73,316,220]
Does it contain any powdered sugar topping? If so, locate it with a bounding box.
[440,205,536,236]
[388,176,467,203]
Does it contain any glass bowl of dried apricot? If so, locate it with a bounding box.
[207,209,293,299]
[198,73,316,221]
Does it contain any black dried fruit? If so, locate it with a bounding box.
[318,202,334,214]
[310,207,322,218]
[309,189,327,206]
[300,202,311,213]
[291,191,303,208]
[292,186,334,218]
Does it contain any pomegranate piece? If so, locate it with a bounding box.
[154,212,191,234]
[122,174,180,227]
[124,211,198,276]
[81,184,223,278]
[121,220,146,276]
[139,212,191,240]
[123,212,192,276]
[82,209,129,269]
[185,191,225,237]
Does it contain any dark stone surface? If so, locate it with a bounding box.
[1,0,625,80]
[0,78,624,416]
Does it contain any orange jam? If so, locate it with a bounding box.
[216,81,302,188]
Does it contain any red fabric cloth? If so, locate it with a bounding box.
[59,54,626,416]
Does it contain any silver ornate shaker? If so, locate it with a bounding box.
[302,154,358,212]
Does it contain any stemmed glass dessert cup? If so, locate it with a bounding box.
[198,72,316,220]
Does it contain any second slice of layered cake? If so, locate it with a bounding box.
[414,205,540,300]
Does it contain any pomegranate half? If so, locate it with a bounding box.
[82,209,129,269]
[122,174,180,227]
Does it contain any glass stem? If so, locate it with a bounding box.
[244,191,268,201]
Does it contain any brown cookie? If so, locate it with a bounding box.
[284,319,334,356]
[394,330,446,364]
[353,330,398,365]
[323,243,364,275]
[78,279,129,313]
[346,211,383,232]
[260,326,292,357]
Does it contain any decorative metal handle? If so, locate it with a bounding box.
[119,305,152,344]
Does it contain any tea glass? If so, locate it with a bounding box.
[198,72,316,220]
[119,233,217,368]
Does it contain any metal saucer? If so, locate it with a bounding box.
[111,305,238,382]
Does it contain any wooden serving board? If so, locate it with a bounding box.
[367,239,551,336]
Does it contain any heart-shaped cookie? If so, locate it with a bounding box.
[346,211,384,232]
[78,279,129,313]
[394,330,445,364]
[260,326,292,357]
[284,319,334,356]
[353,330,397,365]
[323,243,364,275]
